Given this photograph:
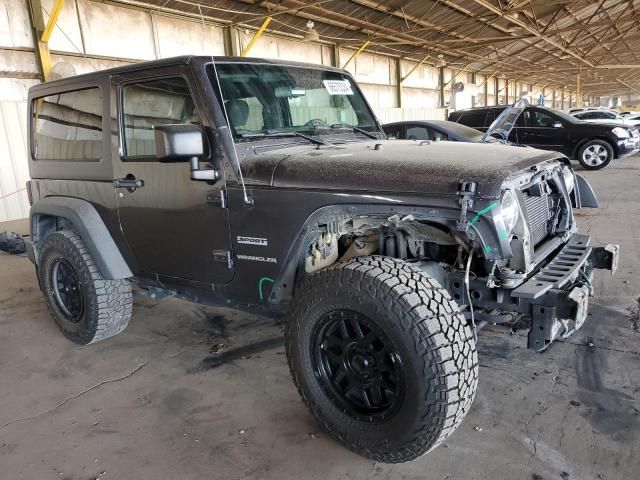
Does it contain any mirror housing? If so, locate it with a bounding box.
[154,124,218,182]
[552,122,563,128]
[154,124,204,162]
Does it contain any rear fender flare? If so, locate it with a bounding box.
[30,196,133,279]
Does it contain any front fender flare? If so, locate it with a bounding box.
[572,174,599,208]
[268,202,464,305]
[30,196,133,279]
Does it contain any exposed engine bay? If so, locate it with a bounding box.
[301,159,614,351]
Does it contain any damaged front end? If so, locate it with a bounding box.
[452,160,619,351]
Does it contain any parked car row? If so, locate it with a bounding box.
[384,103,640,170]
[571,109,640,126]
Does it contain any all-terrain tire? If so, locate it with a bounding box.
[38,230,132,344]
[286,256,478,463]
[577,139,614,170]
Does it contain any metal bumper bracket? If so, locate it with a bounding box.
[527,285,590,352]
[590,244,619,274]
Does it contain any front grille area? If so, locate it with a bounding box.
[522,190,552,246]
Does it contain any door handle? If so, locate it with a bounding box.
[113,175,144,192]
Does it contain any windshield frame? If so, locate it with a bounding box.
[205,60,385,143]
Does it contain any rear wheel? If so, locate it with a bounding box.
[578,140,614,170]
[286,256,478,463]
[38,230,132,344]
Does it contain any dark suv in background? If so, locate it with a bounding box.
[449,105,640,169]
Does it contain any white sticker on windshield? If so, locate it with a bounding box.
[323,79,353,96]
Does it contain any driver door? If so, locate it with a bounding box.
[517,108,569,153]
[111,67,233,285]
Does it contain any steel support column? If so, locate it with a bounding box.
[225,25,241,56]
[396,58,403,108]
[27,0,64,81]
[438,66,445,108]
[484,76,488,106]
[241,16,272,57]
[342,40,370,69]
[398,53,429,108]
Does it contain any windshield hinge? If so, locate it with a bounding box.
[206,189,227,208]
[213,249,235,269]
[456,180,477,232]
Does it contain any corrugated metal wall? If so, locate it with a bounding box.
[0,101,30,222]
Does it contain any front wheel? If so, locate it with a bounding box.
[578,140,614,170]
[286,256,478,463]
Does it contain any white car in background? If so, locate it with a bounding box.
[572,109,640,126]
[567,106,602,114]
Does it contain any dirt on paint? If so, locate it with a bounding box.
[627,296,640,332]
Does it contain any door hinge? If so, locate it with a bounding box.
[206,190,227,208]
[213,249,234,269]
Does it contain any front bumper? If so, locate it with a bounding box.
[617,136,640,157]
[511,234,619,351]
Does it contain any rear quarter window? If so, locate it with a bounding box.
[32,87,103,161]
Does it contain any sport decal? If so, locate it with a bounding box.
[237,236,268,246]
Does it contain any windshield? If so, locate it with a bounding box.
[208,63,379,140]
[437,121,485,141]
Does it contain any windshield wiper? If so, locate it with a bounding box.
[330,123,380,139]
[242,130,330,146]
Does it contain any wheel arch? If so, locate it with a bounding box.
[30,196,133,279]
[268,203,463,306]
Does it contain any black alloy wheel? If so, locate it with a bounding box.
[286,256,479,462]
[312,310,405,423]
[51,257,84,322]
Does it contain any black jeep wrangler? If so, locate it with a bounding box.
[25,56,618,463]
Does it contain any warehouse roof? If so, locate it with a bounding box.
[116,0,640,96]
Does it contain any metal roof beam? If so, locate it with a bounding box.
[468,0,594,67]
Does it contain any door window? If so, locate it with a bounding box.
[121,77,202,158]
[522,110,558,127]
[406,125,429,140]
[457,111,487,127]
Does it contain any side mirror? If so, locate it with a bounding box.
[154,124,219,181]
[552,122,563,128]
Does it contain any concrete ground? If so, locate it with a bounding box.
[1,156,639,480]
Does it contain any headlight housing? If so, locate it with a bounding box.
[562,166,575,193]
[612,127,630,138]
[498,190,519,235]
